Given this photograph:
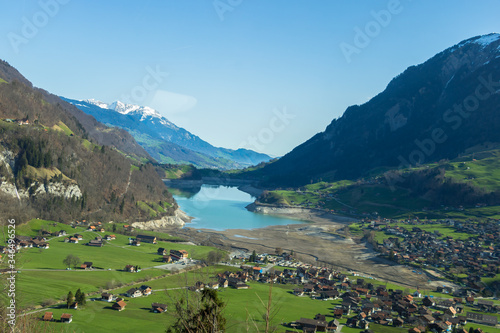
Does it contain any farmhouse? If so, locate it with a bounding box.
[87,240,103,247]
[74,234,83,240]
[170,249,189,261]
[126,288,143,298]
[69,237,79,243]
[112,300,127,311]
[101,293,114,302]
[124,265,135,273]
[157,247,167,255]
[42,312,53,321]
[80,262,93,270]
[466,312,498,326]
[136,234,157,244]
[140,285,152,296]
[60,313,73,323]
[152,303,168,313]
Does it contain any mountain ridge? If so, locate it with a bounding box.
[253,33,500,187]
[65,97,272,169]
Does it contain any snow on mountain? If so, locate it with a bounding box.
[472,33,500,47]
[85,99,170,123]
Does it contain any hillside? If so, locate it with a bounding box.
[257,148,500,220]
[64,98,272,169]
[254,34,500,187]
[0,60,176,223]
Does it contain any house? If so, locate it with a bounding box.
[69,237,79,244]
[60,313,73,323]
[112,300,127,311]
[296,318,328,332]
[42,312,53,321]
[207,281,219,290]
[162,255,172,263]
[101,293,114,302]
[140,285,152,296]
[87,240,103,247]
[152,303,168,313]
[58,230,67,236]
[74,234,83,240]
[157,247,167,255]
[70,302,78,310]
[219,279,229,288]
[80,262,93,270]
[124,265,135,273]
[131,240,141,246]
[170,249,189,261]
[126,288,143,298]
[327,319,340,332]
[476,299,494,312]
[293,288,304,296]
[104,235,115,241]
[136,234,157,244]
[235,282,249,289]
[466,312,498,326]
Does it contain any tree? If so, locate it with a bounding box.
[275,248,283,256]
[207,251,223,265]
[62,254,81,269]
[66,291,74,309]
[249,250,258,263]
[167,289,226,333]
[75,288,86,306]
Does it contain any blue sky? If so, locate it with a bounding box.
[1,1,499,156]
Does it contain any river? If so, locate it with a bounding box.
[172,184,304,231]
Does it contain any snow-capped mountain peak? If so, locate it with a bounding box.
[85,99,163,120]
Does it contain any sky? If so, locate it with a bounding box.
[1,1,499,157]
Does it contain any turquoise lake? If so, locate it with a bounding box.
[172,185,304,231]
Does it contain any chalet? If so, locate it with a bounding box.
[126,288,143,298]
[219,279,229,288]
[466,312,498,326]
[140,285,152,296]
[80,262,93,270]
[162,255,172,263]
[157,247,167,255]
[98,228,105,233]
[293,288,304,296]
[88,226,96,231]
[58,230,67,236]
[207,281,219,290]
[194,281,205,291]
[60,313,73,323]
[112,300,127,311]
[101,293,114,302]
[152,303,168,313]
[296,318,328,332]
[87,240,103,247]
[136,234,157,244]
[74,234,83,240]
[124,265,135,273]
[70,302,78,310]
[235,282,249,290]
[42,312,53,321]
[476,299,494,312]
[69,237,79,244]
[131,240,141,246]
[170,249,188,261]
[104,235,115,241]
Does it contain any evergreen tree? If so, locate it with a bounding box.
[66,291,74,309]
[167,289,226,333]
[75,288,86,306]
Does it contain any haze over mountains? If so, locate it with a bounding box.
[64,98,272,169]
[253,33,500,187]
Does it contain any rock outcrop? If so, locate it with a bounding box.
[131,208,192,230]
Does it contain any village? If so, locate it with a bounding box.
[365,218,500,294]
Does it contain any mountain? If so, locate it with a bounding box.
[0,59,177,223]
[254,33,500,187]
[63,98,272,169]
